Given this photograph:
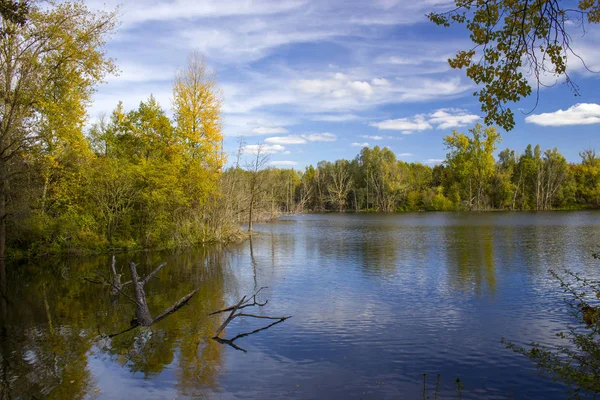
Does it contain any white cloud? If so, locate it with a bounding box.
[377,54,450,66]
[359,134,398,140]
[398,152,413,157]
[371,108,480,132]
[222,113,297,137]
[296,76,374,99]
[264,133,338,145]
[425,159,445,164]
[242,144,286,155]
[362,135,383,140]
[352,142,370,147]
[371,78,390,86]
[89,0,308,27]
[302,132,337,142]
[370,114,432,132]
[253,126,289,134]
[265,136,307,145]
[428,108,480,129]
[270,160,298,166]
[311,114,360,122]
[525,103,600,126]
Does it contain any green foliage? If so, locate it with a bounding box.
[429,1,600,131]
[444,124,501,210]
[5,42,231,256]
[503,265,600,398]
[238,128,594,215]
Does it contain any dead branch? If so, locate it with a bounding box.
[83,277,106,285]
[208,287,269,316]
[212,315,290,353]
[210,288,291,351]
[153,288,200,324]
[141,262,166,286]
[213,336,248,352]
[208,299,268,316]
[234,313,288,320]
[83,255,133,301]
[228,317,289,342]
[88,260,200,338]
[214,296,247,337]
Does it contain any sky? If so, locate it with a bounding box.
[87,0,600,168]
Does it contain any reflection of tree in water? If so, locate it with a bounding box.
[358,235,399,275]
[0,246,229,399]
[97,248,228,396]
[0,258,96,399]
[444,225,497,295]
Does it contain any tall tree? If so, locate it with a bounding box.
[327,160,353,212]
[444,124,501,210]
[245,144,270,232]
[172,51,224,171]
[0,0,117,260]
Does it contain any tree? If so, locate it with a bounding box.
[540,148,569,210]
[573,149,600,207]
[0,0,117,260]
[0,0,28,33]
[172,51,224,171]
[429,1,600,131]
[444,124,501,210]
[245,144,270,232]
[327,160,353,212]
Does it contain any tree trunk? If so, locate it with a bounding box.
[0,164,6,262]
[128,262,154,326]
[248,195,254,232]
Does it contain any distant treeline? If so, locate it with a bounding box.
[226,125,599,218]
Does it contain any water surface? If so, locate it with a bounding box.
[1,212,599,399]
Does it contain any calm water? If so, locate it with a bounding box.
[1,212,600,399]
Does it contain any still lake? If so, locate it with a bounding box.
[1,212,600,399]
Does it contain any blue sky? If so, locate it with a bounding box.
[88,0,600,168]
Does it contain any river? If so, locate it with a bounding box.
[1,212,599,399]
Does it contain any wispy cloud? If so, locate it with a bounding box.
[525,103,600,126]
[270,160,298,166]
[371,115,432,132]
[252,126,289,134]
[302,132,337,142]
[371,108,480,133]
[359,135,397,140]
[265,136,307,145]
[398,152,413,157]
[425,158,445,164]
[428,108,481,129]
[352,142,370,147]
[242,144,287,155]
[311,114,360,122]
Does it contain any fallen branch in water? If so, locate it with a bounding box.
[86,259,199,338]
[210,287,291,352]
[208,287,268,316]
[83,256,132,299]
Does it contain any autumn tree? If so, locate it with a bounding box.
[173,51,224,171]
[0,0,116,260]
[573,149,600,207]
[429,1,600,131]
[444,124,501,210]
